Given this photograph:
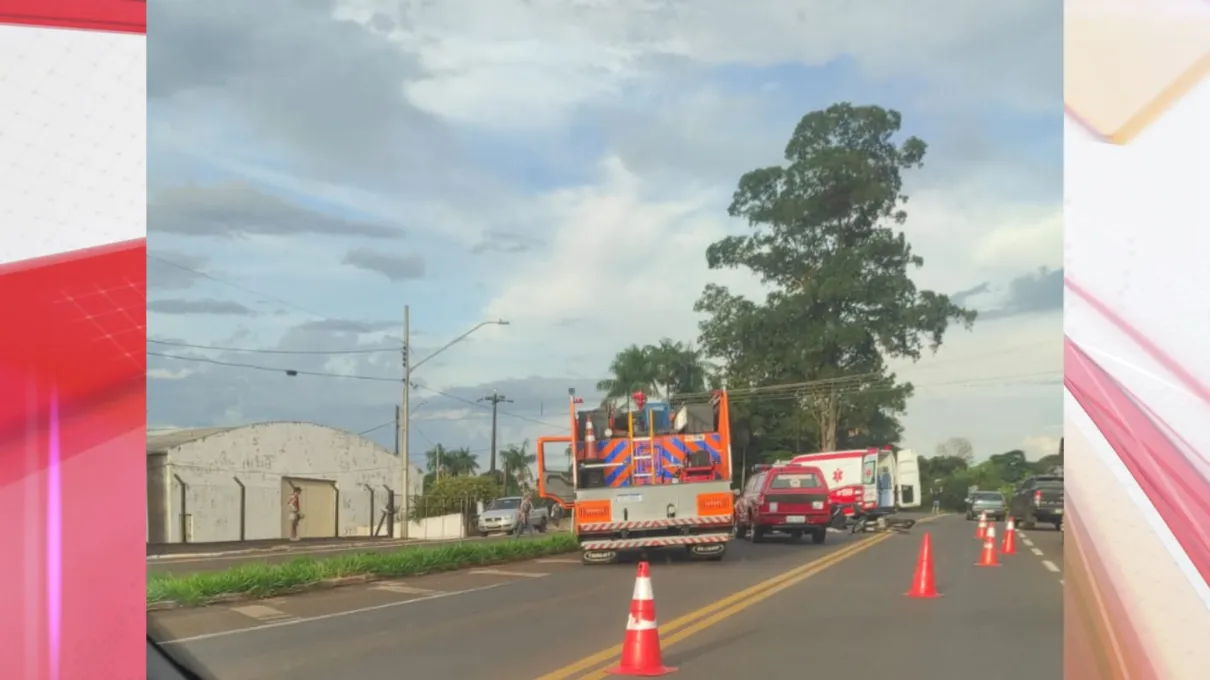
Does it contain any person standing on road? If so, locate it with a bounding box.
[550,502,563,529]
[287,486,302,540]
[931,485,942,514]
[514,491,534,538]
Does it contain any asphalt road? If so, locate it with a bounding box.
[151,515,1062,680]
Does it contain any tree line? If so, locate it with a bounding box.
[420,441,536,495]
[920,436,1063,509]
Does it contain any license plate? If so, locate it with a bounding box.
[1054,508,1063,514]
[786,515,806,524]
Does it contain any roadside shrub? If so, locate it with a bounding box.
[147,533,578,606]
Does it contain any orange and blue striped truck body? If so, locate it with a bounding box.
[535,390,737,563]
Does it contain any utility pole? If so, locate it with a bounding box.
[478,390,513,480]
[400,306,411,538]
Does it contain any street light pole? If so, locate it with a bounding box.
[399,313,509,508]
[400,306,411,537]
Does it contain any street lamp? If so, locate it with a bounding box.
[409,319,509,374]
[402,314,509,489]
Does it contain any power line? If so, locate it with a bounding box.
[149,338,401,355]
[148,254,336,321]
[148,351,401,383]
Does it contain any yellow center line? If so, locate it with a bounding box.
[533,515,944,680]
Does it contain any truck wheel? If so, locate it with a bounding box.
[810,528,827,544]
[751,526,765,544]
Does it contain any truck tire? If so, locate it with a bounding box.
[810,528,827,544]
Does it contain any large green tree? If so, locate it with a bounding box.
[696,103,976,455]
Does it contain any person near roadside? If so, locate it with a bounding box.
[930,485,942,514]
[287,486,302,540]
[514,491,534,538]
[550,502,563,529]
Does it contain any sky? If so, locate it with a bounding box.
[146,0,1063,471]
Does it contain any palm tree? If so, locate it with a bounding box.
[597,344,660,405]
[650,338,709,398]
[424,444,449,475]
[443,447,480,476]
[500,440,537,495]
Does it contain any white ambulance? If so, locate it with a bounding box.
[788,447,921,519]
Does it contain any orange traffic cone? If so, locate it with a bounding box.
[976,525,1000,567]
[609,561,676,676]
[905,532,942,598]
[975,511,987,539]
[585,418,597,458]
[1001,518,1017,555]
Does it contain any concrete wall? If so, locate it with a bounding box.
[155,422,406,543]
[398,512,466,541]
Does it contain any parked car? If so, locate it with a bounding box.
[1009,475,1064,530]
[964,490,1007,521]
[476,496,548,536]
[734,463,833,544]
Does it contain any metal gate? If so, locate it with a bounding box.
[281,477,337,539]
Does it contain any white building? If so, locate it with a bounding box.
[146,421,422,544]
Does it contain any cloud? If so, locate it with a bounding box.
[950,282,991,308]
[360,0,1058,133]
[982,267,1064,320]
[341,248,427,281]
[294,318,399,334]
[147,250,207,290]
[1021,434,1062,461]
[471,230,544,255]
[150,183,405,239]
[148,299,259,316]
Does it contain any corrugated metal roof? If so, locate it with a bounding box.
[146,427,237,454]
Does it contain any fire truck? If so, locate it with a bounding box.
[536,388,735,564]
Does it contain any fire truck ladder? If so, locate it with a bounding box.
[628,410,659,484]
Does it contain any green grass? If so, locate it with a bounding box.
[148,534,579,607]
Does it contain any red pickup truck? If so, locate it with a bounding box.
[734,463,834,544]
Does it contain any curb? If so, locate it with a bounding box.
[147,545,579,612]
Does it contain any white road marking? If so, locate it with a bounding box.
[372,584,437,595]
[468,569,548,578]
[1042,560,1060,573]
[162,584,504,645]
[230,605,298,623]
[1022,539,1035,547]
[1031,547,1044,556]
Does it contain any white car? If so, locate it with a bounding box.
[476,497,548,535]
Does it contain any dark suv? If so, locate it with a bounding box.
[1010,475,1064,530]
